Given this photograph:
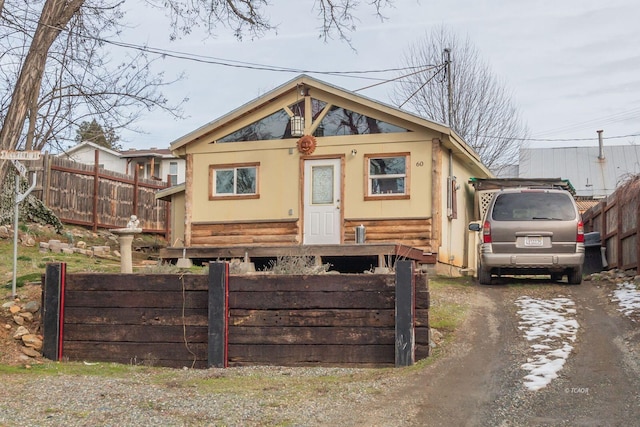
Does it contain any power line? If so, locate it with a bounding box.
[473,132,640,143]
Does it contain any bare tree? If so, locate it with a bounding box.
[393,26,528,173]
[0,0,393,183]
[1,1,184,156]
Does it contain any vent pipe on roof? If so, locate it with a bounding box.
[597,129,605,160]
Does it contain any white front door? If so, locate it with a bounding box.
[303,158,342,244]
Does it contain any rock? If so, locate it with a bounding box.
[13,315,24,326]
[19,312,34,322]
[113,250,121,258]
[430,328,443,347]
[23,301,40,313]
[0,225,9,237]
[39,242,50,250]
[76,241,87,249]
[21,346,41,358]
[22,236,36,247]
[2,301,15,309]
[62,247,74,255]
[13,326,29,339]
[22,334,43,350]
[4,324,12,330]
[9,305,21,314]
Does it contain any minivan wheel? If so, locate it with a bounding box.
[478,267,492,285]
[567,267,583,285]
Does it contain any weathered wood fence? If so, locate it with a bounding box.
[582,175,640,272]
[26,153,169,234]
[42,261,429,368]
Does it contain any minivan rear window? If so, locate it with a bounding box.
[492,192,576,221]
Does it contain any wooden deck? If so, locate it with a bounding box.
[160,243,435,266]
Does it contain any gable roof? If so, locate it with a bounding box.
[64,141,121,158]
[169,74,492,177]
[119,148,175,159]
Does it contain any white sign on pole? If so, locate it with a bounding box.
[0,150,41,161]
[10,159,27,177]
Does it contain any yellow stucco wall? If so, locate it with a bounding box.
[188,134,434,223]
[436,149,481,271]
[170,192,185,245]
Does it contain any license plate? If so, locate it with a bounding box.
[524,236,543,246]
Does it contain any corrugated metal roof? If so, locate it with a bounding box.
[519,145,640,197]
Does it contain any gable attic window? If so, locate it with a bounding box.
[365,153,410,200]
[209,163,259,200]
[216,98,412,142]
[317,105,411,136]
[218,110,290,142]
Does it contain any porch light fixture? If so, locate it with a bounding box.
[290,115,305,137]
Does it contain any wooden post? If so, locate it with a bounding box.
[42,263,66,361]
[395,260,415,367]
[616,194,623,269]
[636,197,640,271]
[133,166,139,217]
[93,150,100,232]
[164,176,171,241]
[208,261,229,368]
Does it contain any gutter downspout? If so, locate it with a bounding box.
[447,149,454,264]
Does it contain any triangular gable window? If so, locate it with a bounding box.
[314,105,410,137]
[217,98,410,143]
[217,109,292,143]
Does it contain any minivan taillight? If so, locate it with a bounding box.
[482,220,492,243]
[576,220,584,243]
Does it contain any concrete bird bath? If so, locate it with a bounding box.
[110,215,142,273]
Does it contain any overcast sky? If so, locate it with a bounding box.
[117,0,640,152]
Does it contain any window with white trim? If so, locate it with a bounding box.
[365,153,410,199]
[209,163,259,199]
[169,161,178,186]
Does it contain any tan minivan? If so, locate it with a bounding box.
[469,188,585,285]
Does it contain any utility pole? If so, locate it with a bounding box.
[444,48,453,130]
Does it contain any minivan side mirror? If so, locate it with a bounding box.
[468,223,481,232]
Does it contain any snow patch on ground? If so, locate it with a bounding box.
[515,297,579,392]
[611,282,640,320]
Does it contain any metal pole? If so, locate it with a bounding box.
[11,170,37,299]
[12,174,19,299]
[444,48,453,130]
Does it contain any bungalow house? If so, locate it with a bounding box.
[61,141,124,173]
[158,75,493,274]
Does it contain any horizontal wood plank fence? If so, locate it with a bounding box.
[27,153,169,235]
[42,261,429,368]
[582,175,640,272]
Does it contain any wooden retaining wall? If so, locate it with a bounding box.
[42,262,429,368]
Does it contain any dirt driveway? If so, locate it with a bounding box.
[2,278,639,426]
[343,279,640,427]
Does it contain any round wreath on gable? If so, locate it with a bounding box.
[297,135,317,155]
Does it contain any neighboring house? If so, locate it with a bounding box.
[158,75,492,273]
[60,142,185,184]
[61,141,125,173]
[120,148,185,185]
